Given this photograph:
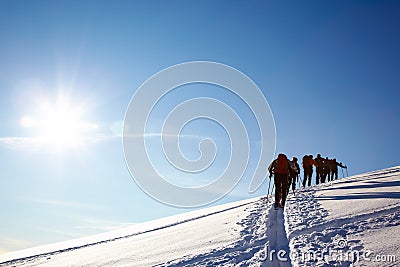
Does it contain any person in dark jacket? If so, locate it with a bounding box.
[314,154,325,185]
[330,158,347,180]
[321,157,330,183]
[302,155,317,187]
[288,157,300,193]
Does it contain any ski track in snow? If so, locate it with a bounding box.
[262,203,291,267]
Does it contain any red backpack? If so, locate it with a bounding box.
[275,154,289,174]
[303,156,311,167]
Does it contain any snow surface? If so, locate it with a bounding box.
[285,167,400,267]
[1,166,399,266]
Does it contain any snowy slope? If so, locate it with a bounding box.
[285,166,400,267]
[1,166,399,267]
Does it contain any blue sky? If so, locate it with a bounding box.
[0,1,399,252]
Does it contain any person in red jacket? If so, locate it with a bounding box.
[269,153,291,209]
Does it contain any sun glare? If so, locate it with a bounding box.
[21,96,98,150]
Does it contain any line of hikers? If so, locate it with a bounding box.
[268,153,347,209]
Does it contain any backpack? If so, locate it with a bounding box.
[323,158,329,170]
[289,161,299,176]
[315,157,324,170]
[302,155,310,167]
[275,154,289,175]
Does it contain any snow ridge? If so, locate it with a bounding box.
[0,200,257,266]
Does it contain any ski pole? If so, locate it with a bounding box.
[292,176,297,194]
[346,166,348,177]
[267,175,272,203]
[341,167,344,179]
[272,182,275,205]
[296,175,301,192]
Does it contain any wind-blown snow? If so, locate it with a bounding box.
[1,167,399,266]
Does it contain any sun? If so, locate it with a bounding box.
[38,103,86,147]
[21,95,98,149]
